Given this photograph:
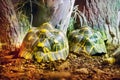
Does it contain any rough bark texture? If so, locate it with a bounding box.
[75,0,120,45]
[50,0,75,34]
[0,0,21,54]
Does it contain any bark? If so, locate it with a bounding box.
[49,0,75,34]
[75,0,120,45]
[12,0,75,35]
[0,0,21,54]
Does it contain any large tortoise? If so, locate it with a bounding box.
[19,23,69,62]
[68,25,107,55]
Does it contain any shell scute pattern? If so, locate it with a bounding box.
[19,23,69,62]
[68,26,107,55]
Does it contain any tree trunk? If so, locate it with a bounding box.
[0,0,21,54]
[49,0,75,34]
[12,0,75,35]
[75,0,120,45]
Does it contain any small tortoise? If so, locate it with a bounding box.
[68,25,107,55]
[19,23,69,62]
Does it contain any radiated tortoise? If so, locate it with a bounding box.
[68,26,107,55]
[19,23,69,62]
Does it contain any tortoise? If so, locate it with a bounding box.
[19,23,69,62]
[68,25,107,55]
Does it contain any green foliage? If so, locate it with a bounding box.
[67,17,76,36]
[15,0,52,27]
[17,11,31,42]
[99,30,107,42]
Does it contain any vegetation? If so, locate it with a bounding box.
[0,0,120,79]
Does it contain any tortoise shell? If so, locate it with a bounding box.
[19,23,69,62]
[68,26,107,55]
